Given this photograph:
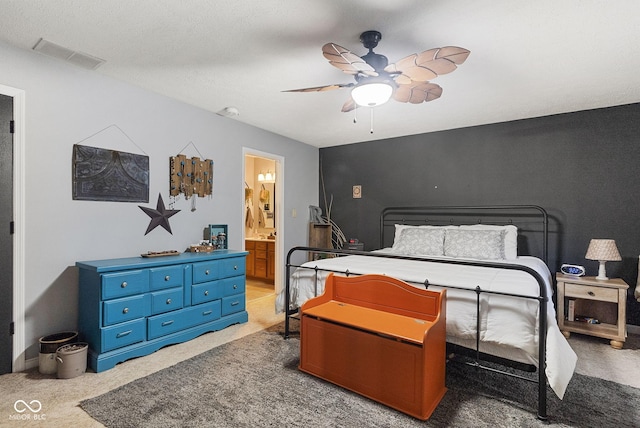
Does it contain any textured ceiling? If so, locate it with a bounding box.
[1,0,639,148]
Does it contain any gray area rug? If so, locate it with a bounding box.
[81,322,639,427]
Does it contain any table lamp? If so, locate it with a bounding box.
[585,239,621,280]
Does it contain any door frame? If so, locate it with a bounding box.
[242,148,284,294]
[0,83,26,372]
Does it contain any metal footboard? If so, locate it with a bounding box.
[284,246,549,420]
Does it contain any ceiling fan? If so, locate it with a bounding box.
[285,31,470,113]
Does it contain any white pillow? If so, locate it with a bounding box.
[391,226,445,256]
[444,229,506,260]
[458,224,518,259]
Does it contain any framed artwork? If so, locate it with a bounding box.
[72,144,149,202]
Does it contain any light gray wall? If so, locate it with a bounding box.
[0,41,318,360]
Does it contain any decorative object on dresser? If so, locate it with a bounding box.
[556,274,628,349]
[300,273,447,420]
[76,251,248,372]
[585,239,622,280]
[204,224,228,249]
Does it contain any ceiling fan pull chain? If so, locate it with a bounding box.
[353,107,358,124]
[370,108,374,134]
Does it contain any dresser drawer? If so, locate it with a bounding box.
[565,283,618,303]
[191,280,224,305]
[222,294,246,316]
[148,301,221,340]
[102,270,148,300]
[220,257,245,278]
[103,294,147,326]
[193,261,220,283]
[222,276,245,296]
[101,318,146,352]
[149,265,184,290]
[150,287,184,315]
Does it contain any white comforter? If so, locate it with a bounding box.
[277,250,577,399]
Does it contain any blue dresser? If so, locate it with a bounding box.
[76,250,248,372]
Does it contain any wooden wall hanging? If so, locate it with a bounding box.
[72,144,149,202]
[169,155,214,199]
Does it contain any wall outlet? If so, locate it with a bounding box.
[353,185,362,199]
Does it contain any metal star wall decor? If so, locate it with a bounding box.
[139,193,180,235]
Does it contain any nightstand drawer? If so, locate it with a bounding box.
[565,283,618,302]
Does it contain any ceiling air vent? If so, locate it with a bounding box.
[33,38,105,70]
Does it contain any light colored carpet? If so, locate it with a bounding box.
[1,293,638,426]
[1,294,282,427]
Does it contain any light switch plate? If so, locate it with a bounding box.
[352,185,362,199]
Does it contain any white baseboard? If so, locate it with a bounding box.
[25,356,38,370]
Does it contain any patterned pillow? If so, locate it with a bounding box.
[444,229,506,260]
[458,224,518,259]
[392,227,445,256]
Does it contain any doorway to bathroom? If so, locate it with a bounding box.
[243,151,282,302]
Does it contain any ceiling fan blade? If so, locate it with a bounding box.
[283,82,355,93]
[385,46,470,83]
[393,82,443,104]
[341,98,356,113]
[322,43,377,76]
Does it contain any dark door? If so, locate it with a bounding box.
[0,94,13,374]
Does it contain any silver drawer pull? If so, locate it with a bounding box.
[116,330,132,338]
[234,265,238,270]
[122,308,129,314]
[162,320,174,327]
[205,270,210,275]
[164,275,170,281]
[121,281,127,288]
[231,301,239,306]
[166,298,172,305]
[204,290,209,296]
[233,284,238,289]
[202,310,213,316]
[588,291,595,296]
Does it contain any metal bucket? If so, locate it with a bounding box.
[38,331,78,375]
[56,342,88,379]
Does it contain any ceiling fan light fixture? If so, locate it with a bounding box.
[351,82,393,107]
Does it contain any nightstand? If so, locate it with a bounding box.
[556,274,629,349]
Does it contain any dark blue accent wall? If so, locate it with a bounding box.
[319,102,640,325]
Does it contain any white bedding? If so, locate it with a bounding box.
[277,249,577,399]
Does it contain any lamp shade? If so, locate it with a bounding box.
[351,82,393,107]
[585,239,622,261]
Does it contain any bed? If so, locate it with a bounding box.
[277,205,577,420]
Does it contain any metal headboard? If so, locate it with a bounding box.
[380,205,549,265]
